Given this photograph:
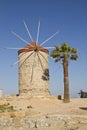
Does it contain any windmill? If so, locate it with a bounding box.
[7,20,58,97]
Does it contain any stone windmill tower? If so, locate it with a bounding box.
[10,21,58,97]
[18,42,49,97]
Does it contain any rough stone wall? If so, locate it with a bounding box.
[0,115,87,130]
[18,51,50,96]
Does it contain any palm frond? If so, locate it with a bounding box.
[70,54,78,60]
[55,58,61,62]
[71,48,77,53]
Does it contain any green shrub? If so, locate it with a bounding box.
[0,104,15,113]
[10,112,16,118]
[27,105,32,109]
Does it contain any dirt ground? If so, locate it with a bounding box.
[0,95,87,116]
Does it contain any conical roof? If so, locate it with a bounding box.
[18,42,48,55]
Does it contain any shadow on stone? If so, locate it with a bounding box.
[42,69,49,81]
[79,107,87,110]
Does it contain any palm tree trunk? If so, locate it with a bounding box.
[63,57,70,103]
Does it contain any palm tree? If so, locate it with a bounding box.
[50,42,78,103]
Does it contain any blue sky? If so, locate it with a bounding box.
[0,0,87,97]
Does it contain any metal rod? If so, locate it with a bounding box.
[30,52,36,82]
[11,51,33,66]
[38,51,48,63]
[36,20,40,44]
[19,51,34,68]
[23,20,33,42]
[37,52,44,71]
[4,47,29,50]
[44,46,55,49]
[40,31,59,46]
[11,31,29,45]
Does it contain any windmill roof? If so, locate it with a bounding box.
[18,42,48,55]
